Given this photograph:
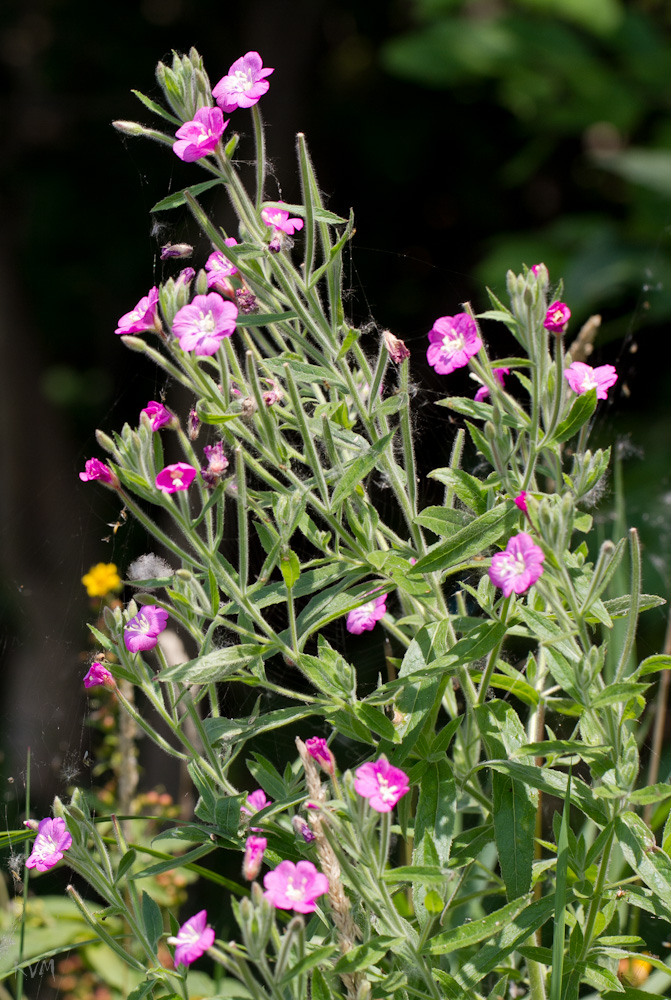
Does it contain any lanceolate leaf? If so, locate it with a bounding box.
[412,504,519,575]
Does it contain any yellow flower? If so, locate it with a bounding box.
[82,562,122,598]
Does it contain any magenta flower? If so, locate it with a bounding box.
[261,204,304,236]
[262,379,283,406]
[213,52,274,113]
[205,240,239,289]
[514,491,528,514]
[263,860,329,913]
[83,662,114,688]
[25,817,72,872]
[544,301,571,334]
[115,287,160,336]
[354,757,410,813]
[155,463,197,494]
[564,362,618,400]
[427,313,482,375]
[173,107,228,162]
[172,293,238,356]
[489,532,545,598]
[243,835,267,881]
[177,266,196,286]
[141,401,172,431]
[241,788,271,819]
[79,458,118,487]
[124,604,169,653]
[346,594,387,635]
[475,366,509,402]
[531,263,547,277]
[168,910,215,967]
[305,737,335,775]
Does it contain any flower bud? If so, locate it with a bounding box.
[242,835,267,880]
[112,120,147,136]
[383,330,411,364]
[195,269,208,295]
[292,816,316,843]
[120,335,147,353]
[305,737,336,775]
[160,243,194,260]
[95,429,118,455]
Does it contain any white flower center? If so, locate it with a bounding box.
[441,332,464,355]
[376,776,398,802]
[581,373,597,391]
[129,614,152,634]
[199,311,216,334]
[285,876,307,901]
[233,69,253,92]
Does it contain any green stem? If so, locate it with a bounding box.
[251,104,266,211]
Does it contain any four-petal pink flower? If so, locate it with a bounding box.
[346,594,387,635]
[172,293,238,355]
[26,817,72,872]
[141,401,172,431]
[79,458,117,487]
[83,662,114,688]
[564,361,617,400]
[427,313,482,375]
[124,604,169,653]
[155,463,197,494]
[115,287,160,336]
[354,757,409,813]
[489,532,545,597]
[213,52,274,113]
[261,205,304,236]
[263,860,329,913]
[168,910,215,967]
[173,107,228,162]
[544,301,571,334]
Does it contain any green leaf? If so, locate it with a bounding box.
[237,311,300,327]
[383,865,448,885]
[295,578,384,642]
[131,89,181,125]
[158,644,266,683]
[152,179,223,212]
[205,706,319,744]
[333,936,405,973]
[87,624,116,652]
[413,507,469,536]
[280,548,301,589]
[475,700,537,900]
[591,682,650,709]
[413,759,456,920]
[427,468,488,514]
[550,771,572,1000]
[637,653,671,677]
[413,504,519,575]
[131,844,214,879]
[432,970,471,999]
[126,981,157,1000]
[615,811,671,911]
[355,703,399,742]
[311,968,335,1000]
[115,848,137,883]
[141,891,163,951]
[427,893,533,955]
[551,389,597,444]
[331,431,397,508]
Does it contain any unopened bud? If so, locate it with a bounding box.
[188,408,200,440]
[120,335,147,353]
[305,737,336,775]
[95,429,117,455]
[195,269,208,295]
[160,243,194,260]
[112,120,146,136]
[242,835,267,880]
[292,815,316,843]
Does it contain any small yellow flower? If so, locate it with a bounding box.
[618,955,653,987]
[81,562,122,598]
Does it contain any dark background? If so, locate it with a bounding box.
[2,0,671,811]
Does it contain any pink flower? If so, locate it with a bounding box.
[475,367,509,402]
[427,313,482,375]
[544,301,571,334]
[531,263,547,277]
[263,860,329,913]
[241,788,271,819]
[514,491,528,514]
[141,401,172,431]
[115,287,160,336]
[564,362,617,400]
[305,737,335,775]
[354,757,409,813]
[177,266,196,286]
[243,835,267,880]
[346,594,387,635]
[205,240,239,289]
[173,107,228,162]
[155,463,197,494]
[124,604,169,653]
[489,532,545,598]
[83,662,113,688]
[172,293,238,356]
[201,441,229,489]
[25,817,72,872]
[213,52,274,113]
[262,379,283,406]
[168,910,215,967]
[261,204,304,236]
[383,330,411,364]
[79,458,118,487]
